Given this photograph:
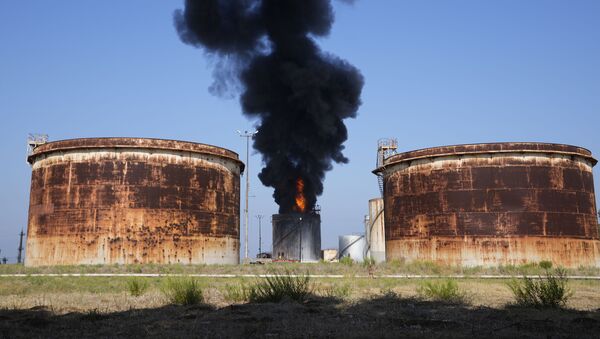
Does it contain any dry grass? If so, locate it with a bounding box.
[0,275,599,338]
[0,263,598,337]
[1,276,598,312]
[1,260,598,277]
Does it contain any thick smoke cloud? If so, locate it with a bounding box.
[175,0,363,213]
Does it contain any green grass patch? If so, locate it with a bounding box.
[417,279,468,304]
[161,277,204,305]
[1,260,598,277]
[126,277,149,297]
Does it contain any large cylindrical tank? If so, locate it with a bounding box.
[25,137,244,266]
[272,213,321,262]
[366,198,386,263]
[374,142,600,268]
[339,234,367,262]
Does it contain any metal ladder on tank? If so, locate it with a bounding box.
[376,138,398,196]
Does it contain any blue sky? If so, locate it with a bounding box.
[1,1,599,261]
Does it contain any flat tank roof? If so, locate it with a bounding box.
[27,137,244,171]
[375,142,597,174]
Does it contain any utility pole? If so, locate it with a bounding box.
[237,130,258,262]
[17,229,24,264]
[256,214,264,256]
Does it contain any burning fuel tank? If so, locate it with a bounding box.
[25,137,244,266]
[272,212,321,262]
[374,142,600,268]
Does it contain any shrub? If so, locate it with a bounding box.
[339,256,353,266]
[539,260,553,270]
[161,277,203,305]
[247,270,312,303]
[417,279,467,303]
[507,267,572,308]
[126,277,149,297]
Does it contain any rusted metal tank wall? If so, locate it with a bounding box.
[366,198,386,263]
[25,138,244,266]
[374,142,600,268]
[272,213,321,262]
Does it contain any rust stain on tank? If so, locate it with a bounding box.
[25,137,244,266]
[374,142,600,268]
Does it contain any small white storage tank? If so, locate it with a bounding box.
[339,234,367,262]
[366,198,386,263]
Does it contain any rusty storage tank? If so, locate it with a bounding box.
[25,137,244,266]
[366,198,386,263]
[374,142,600,268]
[272,213,321,262]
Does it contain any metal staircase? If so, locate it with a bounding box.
[376,138,397,196]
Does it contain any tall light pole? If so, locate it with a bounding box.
[256,214,264,256]
[238,130,258,261]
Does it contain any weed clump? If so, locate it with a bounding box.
[538,260,553,270]
[161,277,203,305]
[339,256,353,266]
[362,257,376,268]
[417,279,467,304]
[126,277,149,297]
[380,288,401,299]
[247,270,312,303]
[507,267,572,308]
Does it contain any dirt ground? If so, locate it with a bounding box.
[0,276,599,338]
[1,295,599,338]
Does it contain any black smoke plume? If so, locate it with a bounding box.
[175,0,363,213]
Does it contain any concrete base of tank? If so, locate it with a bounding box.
[386,236,600,268]
[25,234,239,266]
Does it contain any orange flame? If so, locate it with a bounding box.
[293,178,306,213]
